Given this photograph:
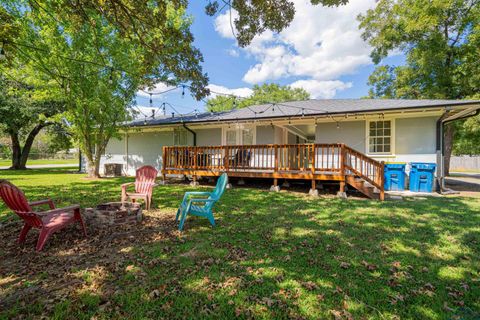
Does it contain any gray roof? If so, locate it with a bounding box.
[129,99,480,127]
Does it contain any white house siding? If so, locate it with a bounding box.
[101,131,173,176]
[100,136,127,175]
[256,125,275,144]
[196,128,222,146]
[314,116,439,173]
[315,121,366,152]
[394,116,437,165]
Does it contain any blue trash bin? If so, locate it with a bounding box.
[409,163,436,192]
[384,163,406,191]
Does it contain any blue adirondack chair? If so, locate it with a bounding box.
[175,173,228,231]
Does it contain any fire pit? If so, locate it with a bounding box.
[84,202,142,226]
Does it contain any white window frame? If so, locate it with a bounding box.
[222,124,256,146]
[173,128,188,146]
[366,119,395,155]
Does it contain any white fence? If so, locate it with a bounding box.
[450,156,480,172]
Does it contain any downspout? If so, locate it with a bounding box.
[437,108,480,192]
[436,111,450,192]
[183,123,197,146]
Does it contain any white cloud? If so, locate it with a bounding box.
[136,82,177,98]
[214,0,376,97]
[290,79,352,99]
[131,105,159,119]
[227,48,240,57]
[214,9,238,39]
[207,84,253,98]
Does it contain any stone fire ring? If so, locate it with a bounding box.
[84,202,143,226]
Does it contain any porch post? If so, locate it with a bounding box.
[338,144,346,197]
[309,144,318,196]
[270,145,280,192]
[161,146,167,184]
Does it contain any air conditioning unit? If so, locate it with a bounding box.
[104,163,123,177]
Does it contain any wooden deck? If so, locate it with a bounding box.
[162,143,385,200]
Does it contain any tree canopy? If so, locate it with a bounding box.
[359,0,480,167]
[0,0,349,175]
[206,83,310,112]
[0,67,65,169]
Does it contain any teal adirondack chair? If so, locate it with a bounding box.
[175,173,228,231]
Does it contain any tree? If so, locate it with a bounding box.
[1,1,211,177]
[0,70,65,169]
[1,1,349,51]
[205,0,348,47]
[359,0,480,174]
[0,0,348,177]
[206,83,310,112]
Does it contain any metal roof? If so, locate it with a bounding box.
[129,99,480,127]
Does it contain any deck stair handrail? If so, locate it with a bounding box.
[342,144,385,190]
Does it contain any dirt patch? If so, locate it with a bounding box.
[0,209,180,311]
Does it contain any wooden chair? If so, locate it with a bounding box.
[175,173,228,231]
[0,180,87,251]
[121,165,158,210]
[226,149,251,168]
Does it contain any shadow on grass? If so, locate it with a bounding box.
[0,169,479,319]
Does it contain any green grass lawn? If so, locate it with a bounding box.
[0,169,479,319]
[0,158,78,167]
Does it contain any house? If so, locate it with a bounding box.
[100,99,480,199]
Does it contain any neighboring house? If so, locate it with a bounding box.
[99,99,480,199]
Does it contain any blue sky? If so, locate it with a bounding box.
[135,0,404,116]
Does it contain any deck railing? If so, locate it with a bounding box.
[163,143,384,190]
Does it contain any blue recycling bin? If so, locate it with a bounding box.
[384,163,406,191]
[409,163,436,192]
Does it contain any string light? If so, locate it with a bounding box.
[336,122,340,129]
[149,93,153,108]
[301,108,305,117]
[181,85,185,98]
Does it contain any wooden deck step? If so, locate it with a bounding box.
[345,176,380,200]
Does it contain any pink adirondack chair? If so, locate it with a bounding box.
[0,180,87,251]
[121,165,158,210]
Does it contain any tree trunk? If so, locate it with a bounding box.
[9,132,24,170]
[8,124,51,170]
[85,155,101,178]
[19,124,45,169]
[444,123,454,176]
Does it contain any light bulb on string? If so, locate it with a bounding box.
[301,108,305,117]
[336,122,340,129]
[272,104,275,112]
[149,93,153,107]
[182,85,185,98]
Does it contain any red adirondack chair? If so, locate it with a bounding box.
[121,165,158,210]
[0,180,87,251]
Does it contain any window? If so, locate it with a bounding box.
[223,126,255,145]
[173,129,188,145]
[241,128,254,145]
[226,129,237,145]
[368,120,392,154]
